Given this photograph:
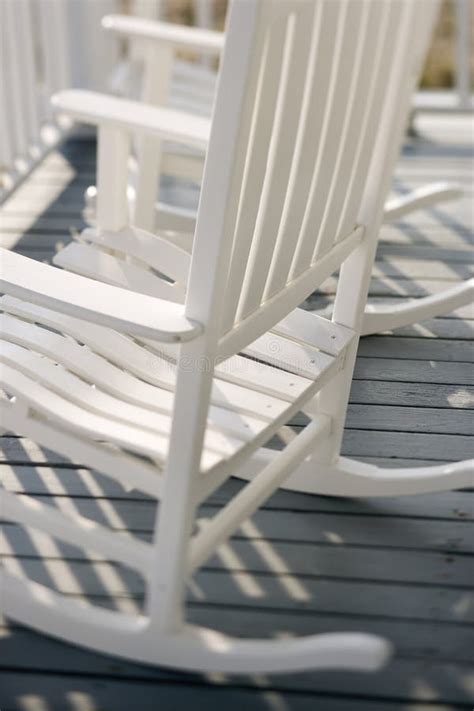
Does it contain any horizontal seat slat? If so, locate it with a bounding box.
[53,243,185,303]
[0,336,270,443]
[144,336,313,402]
[271,307,355,357]
[80,226,191,284]
[0,298,290,420]
[50,230,327,400]
[0,364,240,469]
[0,297,348,486]
[0,296,178,388]
[0,399,163,497]
[243,331,335,380]
[1,362,172,463]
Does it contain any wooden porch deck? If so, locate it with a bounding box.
[0,114,473,710]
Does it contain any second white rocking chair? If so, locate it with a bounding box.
[66,5,473,345]
[1,0,471,675]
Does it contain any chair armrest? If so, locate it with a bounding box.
[102,14,224,56]
[0,249,202,343]
[52,90,210,150]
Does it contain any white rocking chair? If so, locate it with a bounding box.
[77,7,472,338]
[1,0,472,674]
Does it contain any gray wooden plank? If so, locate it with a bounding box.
[342,429,474,462]
[317,276,473,299]
[354,358,474,385]
[311,295,473,321]
[2,611,473,664]
[8,425,468,468]
[0,671,470,711]
[1,469,471,522]
[345,405,473,434]
[3,495,472,552]
[0,626,472,704]
[3,525,472,587]
[3,560,472,624]
[380,230,473,250]
[2,463,472,520]
[350,381,474,408]
[375,244,473,263]
[370,260,473,280]
[379,320,474,340]
[1,425,472,475]
[356,336,474,362]
[0,214,84,233]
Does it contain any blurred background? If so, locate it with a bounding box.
[1,0,472,199]
[119,0,474,90]
[420,0,473,89]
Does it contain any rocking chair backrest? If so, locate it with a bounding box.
[185,0,439,355]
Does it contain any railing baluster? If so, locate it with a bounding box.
[455,0,471,109]
[4,1,29,165]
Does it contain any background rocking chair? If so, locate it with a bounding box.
[76,2,472,338]
[1,0,472,675]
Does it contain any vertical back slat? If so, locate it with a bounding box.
[289,0,367,279]
[336,2,407,239]
[220,2,296,333]
[263,0,342,300]
[312,1,387,261]
[184,1,264,327]
[235,2,317,321]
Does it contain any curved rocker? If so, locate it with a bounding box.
[382,181,463,223]
[362,278,474,336]
[235,449,474,498]
[1,570,390,674]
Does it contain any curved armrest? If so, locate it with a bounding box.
[52,90,210,149]
[0,249,201,342]
[102,15,224,56]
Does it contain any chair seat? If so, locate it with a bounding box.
[0,293,352,485]
[169,59,217,117]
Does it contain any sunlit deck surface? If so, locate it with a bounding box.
[1,114,473,711]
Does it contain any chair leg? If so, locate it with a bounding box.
[362,278,474,336]
[236,449,474,497]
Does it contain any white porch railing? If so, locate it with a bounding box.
[453,0,473,110]
[0,0,119,203]
[1,0,472,205]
